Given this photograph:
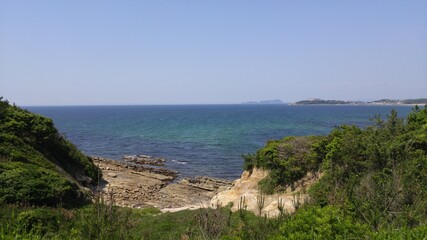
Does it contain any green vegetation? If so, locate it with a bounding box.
[242,105,427,238]
[309,108,427,230]
[273,206,370,239]
[2,199,426,239]
[0,97,100,207]
[243,136,324,193]
[0,96,426,239]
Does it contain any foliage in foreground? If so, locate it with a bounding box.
[2,202,427,240]
[310,107,427,230]
[244,105,427,233]
[0,97,100,207]
[243,135,324,194]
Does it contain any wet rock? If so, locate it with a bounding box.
[123,154,166,166]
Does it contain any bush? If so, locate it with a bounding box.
[0,98,100,207]
[17,208,60,235]
[310,107,427,230]
[244,136,323,193]
[274,206,370,239]
[374,225,427,239]
[70,193,134,240]
[0,161,84,207]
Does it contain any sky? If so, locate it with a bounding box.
[1,1,426,106]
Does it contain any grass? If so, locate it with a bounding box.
[1,199,426,239]
[0,201,283,240]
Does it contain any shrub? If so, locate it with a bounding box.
[244,136,324,193]
[274,206,370,239]
[17,208,60,235]
[0,161,84,207]
[0,98,100,207]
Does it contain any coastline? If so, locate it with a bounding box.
[92,156,318,217]
[290,103,423,106]
[92,157,232,211]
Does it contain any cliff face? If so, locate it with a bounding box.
[210,168,319,217]
[0,98,100,207]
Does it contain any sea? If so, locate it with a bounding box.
[26,105,413,180]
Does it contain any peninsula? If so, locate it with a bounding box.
[293,98,427,105]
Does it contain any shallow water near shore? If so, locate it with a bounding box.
[26,104,413,179]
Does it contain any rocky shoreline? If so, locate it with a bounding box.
[92,157,233,211]
[91,155,315,216]
[122,154,166,166]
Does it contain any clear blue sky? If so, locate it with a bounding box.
[1,1,426,105]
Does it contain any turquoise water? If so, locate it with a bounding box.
[26,105,413,179]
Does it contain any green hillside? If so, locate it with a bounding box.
[0,97,100,207]
[244,105,427,232]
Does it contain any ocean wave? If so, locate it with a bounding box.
[171,159,187,165]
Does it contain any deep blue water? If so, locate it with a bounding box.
[26,105,413,179]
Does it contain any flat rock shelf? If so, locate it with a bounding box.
[92,157,233,211]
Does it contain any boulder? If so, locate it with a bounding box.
[107,172,117,178]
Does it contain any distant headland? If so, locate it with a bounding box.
[241,98,427,106]
[292,98,427,105]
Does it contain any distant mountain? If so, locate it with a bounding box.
[242,99,284,104]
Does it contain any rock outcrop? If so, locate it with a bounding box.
[93,157,317,216]
[123,154,166,166]
[153,176,232,212]
[93,157,232,211]
[210,168,318,217]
